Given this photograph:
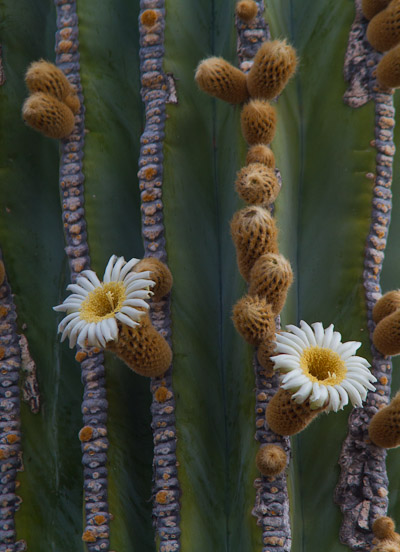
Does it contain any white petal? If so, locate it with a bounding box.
[87,323,99,347]
[281,369,305,384]
[310,381,321,402]
[57,312,80,332]
[335,384,349,409]
[77,325,89,347]
[336,341,361,359]
[67,283,89,296]
[281,375,309,390]
[310,385,328,408]
[60,317,80,342]
[126,289,153,300]
[75,276,95,292]
[123,270,153,284]
[348,373,376,391]
[53,303,70,312]
[123,299,150,309]
[115,312,141,329]
[106,318,119,340]
[111,256,126,281]
[103,255,117,283]
[346,355,371,367]
[100,320,113,343]
[279,331,308,353]
[69,320,87,348]
[125,279,155,293]
[271,358,301,372]
[327,386,340,412]
[276,334,304,355]
[95,324,107,348]
[57,302,82,312]
[119,306,146,321]
[80,270,101,288]
[291,381,313,403]
[285,325,310,347]
[300,321,317,346]
[329,331,342,352]
[322,324,334,348]
[311,322,324,346]
[340,380,363,407]
[119,258,140,280]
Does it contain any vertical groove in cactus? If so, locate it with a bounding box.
[138,0,181,548]
[53,1,110,549]
[335,2,394,548]
[0,255,25,551]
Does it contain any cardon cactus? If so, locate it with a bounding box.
[1,1,400,551]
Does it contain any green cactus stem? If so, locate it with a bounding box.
[53,1,111,549]
[334,1,394,548]
[138,0,181,549]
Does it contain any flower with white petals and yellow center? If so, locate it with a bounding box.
[271,321,376,412]
[54,255,155,349]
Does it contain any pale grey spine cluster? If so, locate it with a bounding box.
[138,1,181,550]
[236,3,292,551]
[54,1,110,550]
[335,2,394,548]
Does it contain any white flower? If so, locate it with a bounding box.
[271,321,377,412]
[54,255,155,349]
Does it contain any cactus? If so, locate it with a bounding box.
[2,0,400,551]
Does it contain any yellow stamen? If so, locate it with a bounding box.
[300,346,347,386]
[79,282,126,323]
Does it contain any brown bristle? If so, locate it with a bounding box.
[257,339,277,375]
[134,257,173,302]
[231,206,278,281]
[64,93,80,114]
[362,0,391,20]
[373,290,400,323]
[373,309,400,356]
[246,144,275,168]
[367,0,400,52]
[241,99,277,145]
[377,45,400,88]
[249,252,293,314]
[195,57,249,104]
[25,59,75,101]
[232,294,275,346]
[235,163,280,206]
[235,0,258,21]
[256,444,287,477]
[22,92,75,139]
[369,392,400,448]
[266,388,325,436]
[247,40,297,100]
[106,315,172,377]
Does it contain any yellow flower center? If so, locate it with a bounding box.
[79,282,126,323]
[299,346,347,386]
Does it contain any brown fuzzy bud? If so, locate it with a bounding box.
[0,261,5,286]
[195,57,249,104]
[373,517,397,540]
[232,294,275,346]
[64,93,80,114]
[373,291,400,324]
[247,40,297,100]
[266,388,325,436]
[22,92,75,139]
[230,206,279,281]
[377,45,400,88]
[257,339,277,375]
[106,315,172,377]
[235,163,280,206]
[256,444,287,476]
[25,59,74,101]
[235,0,258,21]
[367,0,400,52]
[134,258,173,302]
[246,144,275,168]
[249,253,293,314]
[369,392,400,448]
[373,309,400,356]
[372,544,400,552]
[362,0,391,20]
[241,99,277,145]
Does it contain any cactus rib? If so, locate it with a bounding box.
[235,3,292,551]
[138,1,181,549]
[335,1,394,548]
[0,255,25,552]
[53,1,111,550]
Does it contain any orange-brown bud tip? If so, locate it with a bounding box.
[362,0,391,20]
[22,92,75,139]
[249,253,293,314]
[64,93,80,114]
[236,0,258,21]
[256,444,287,476]
[140,9,159,28]
[195,57,249,104]
[369,393,400,448]
[25,59,74,101]
[134,257,173,302]
[373,290,400,324]
[246,144,275,168]
[235,163,280,206]
[241,99,277,145]
[231,206,278,280]
[232,294,275,346]
[367,1,400,52]
[247,40,297,100]
[373,517,396,540]
[377,45,400,88]
[373,309,400,356]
